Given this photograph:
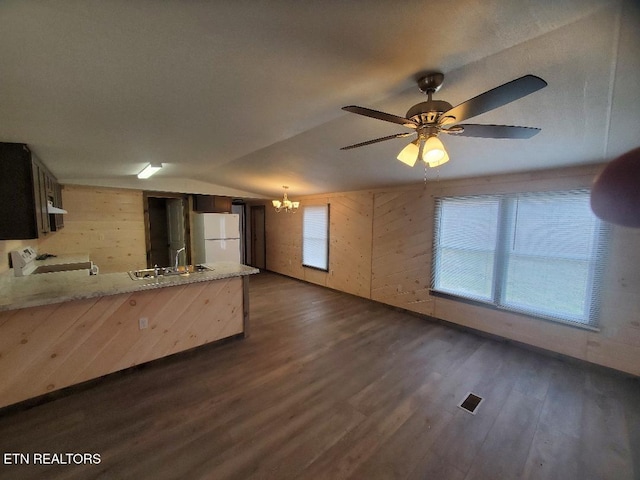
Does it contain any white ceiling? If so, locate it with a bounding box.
[1,0,638,198]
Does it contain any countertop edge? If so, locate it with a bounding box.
[0,263,260,312]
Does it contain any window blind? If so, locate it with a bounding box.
[302,204,329,271]
[432,190,607,328]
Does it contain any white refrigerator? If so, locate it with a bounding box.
[192,213,241,264]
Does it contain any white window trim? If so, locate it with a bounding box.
[302,204,330,271]
[430,189,608,330]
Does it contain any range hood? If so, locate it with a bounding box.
[47,200,67,214]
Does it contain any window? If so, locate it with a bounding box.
[432,190,607,328]
[302,204,329,271]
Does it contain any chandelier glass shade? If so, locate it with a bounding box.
[397,140,420,167]
[272,186,300,213]
[396,135,450,168]
[423,136,449,167]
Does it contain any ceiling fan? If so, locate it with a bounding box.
[340,72,547,167]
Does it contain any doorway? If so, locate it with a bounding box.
[250,205,266,269]
[231,203,246,264]
[145,193,189,268]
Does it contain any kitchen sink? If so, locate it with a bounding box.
[128,264,213,280]
[128,268,158,280]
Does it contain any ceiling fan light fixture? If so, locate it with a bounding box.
[397,140,419,167]
[341,73,547,172]
[423,136,449,167]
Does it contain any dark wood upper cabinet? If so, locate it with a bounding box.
[192,194,232,213]
[0,142,64,240]
[50,181,64,232]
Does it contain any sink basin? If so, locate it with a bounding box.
[128,268,159,280]
[128,264,212,280]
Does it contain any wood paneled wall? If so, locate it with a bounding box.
[38,185,147,273]
[371,188,433,315]
[264,164,640,376]
[0,277,244,408]
[265,191,373,299]
[0,185,145,274]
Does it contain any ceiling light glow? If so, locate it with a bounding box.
[137,163,162,179]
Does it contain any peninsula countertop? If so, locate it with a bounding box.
[0,262,259,312]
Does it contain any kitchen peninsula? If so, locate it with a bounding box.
[0,262,258,409]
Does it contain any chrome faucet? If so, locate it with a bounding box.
[174,247,186,271]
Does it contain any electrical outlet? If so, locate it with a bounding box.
[139,317,149,330]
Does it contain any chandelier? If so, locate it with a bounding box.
[272,186,300,213]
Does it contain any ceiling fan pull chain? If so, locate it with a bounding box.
[424,163,428,185]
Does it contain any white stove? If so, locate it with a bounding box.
[10,247,39,276]
[10,247,96,277]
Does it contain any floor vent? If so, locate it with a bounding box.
[458,392,483,415]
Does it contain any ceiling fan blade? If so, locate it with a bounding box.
[441,75,547,124]
[340,132,414,150]
[342,106,418,129]
[446,124,541,139]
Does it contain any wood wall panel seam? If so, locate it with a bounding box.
[266,164,640,376]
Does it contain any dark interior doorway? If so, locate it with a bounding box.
[250,205,266,269]
[148,197,170,267]
[145,193,189,268]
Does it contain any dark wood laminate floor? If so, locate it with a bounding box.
[1,272,639,479]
